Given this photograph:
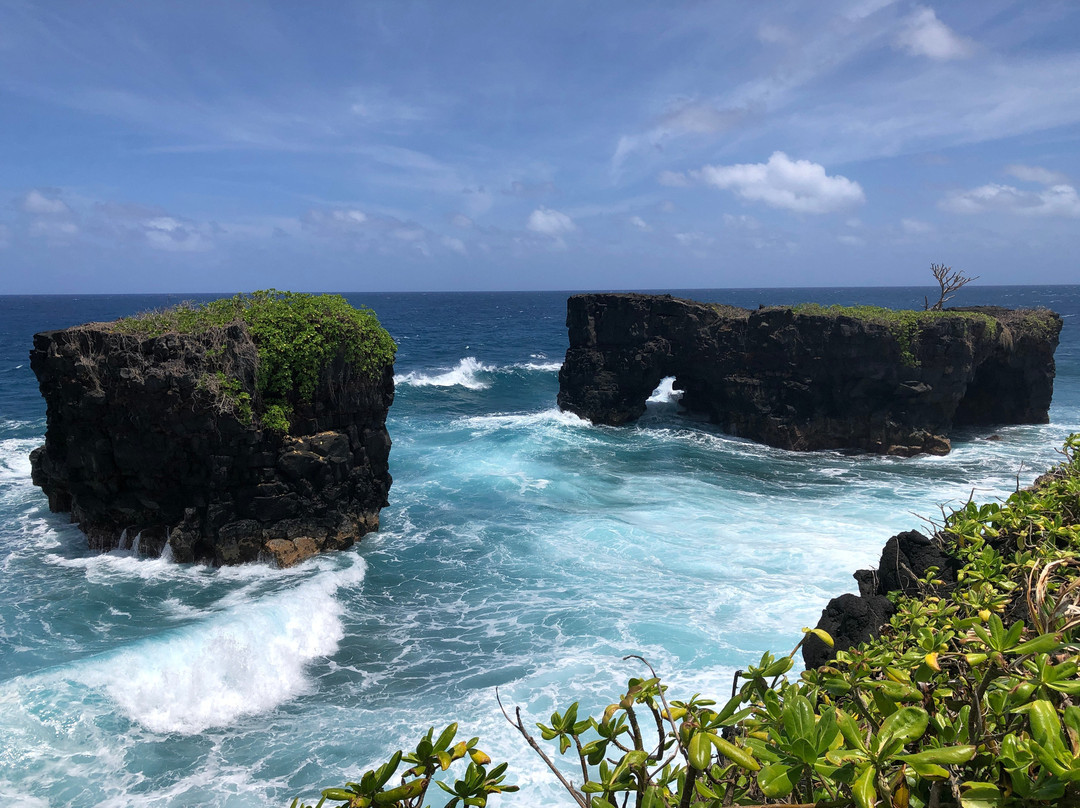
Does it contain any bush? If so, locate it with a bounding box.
[113,290,396,434]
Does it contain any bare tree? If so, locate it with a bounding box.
[925,262,979,310]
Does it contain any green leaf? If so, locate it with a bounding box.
[1015,699,1064,751]
[693,779,718,800]
[852,763,877,808]
[758,762,800,798]
[688,732,712,771]
[1010,633,1060,655]
[709,735,761,772]
[321,789,355,801]
[435,723,458,752]
[876,706,929,758]
[903,759,950,780]
[836,708,868,754]
[960,781,1003,808]
[804,627,835,648]
[782,694,817,742]
[899,745,976,766]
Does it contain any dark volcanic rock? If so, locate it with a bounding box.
[802,529,962,668]
[558,294,1061,455]
[803,593,896,670]
[29,324,393,566]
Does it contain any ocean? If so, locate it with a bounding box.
[1,287,1078,806]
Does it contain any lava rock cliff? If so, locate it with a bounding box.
[558,293,1061,455]
[30,321,393,567]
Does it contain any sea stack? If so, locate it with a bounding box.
[558,293,1061,455]
[29,291,396,567]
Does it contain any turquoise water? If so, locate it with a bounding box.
[1,288,1078,806]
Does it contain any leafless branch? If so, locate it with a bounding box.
[925,263,979,310]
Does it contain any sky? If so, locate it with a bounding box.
[1,0,1078,293]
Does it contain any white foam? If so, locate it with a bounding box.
[515,361,562,372]
[456,408,589,433]
[395,357,493,390]
[0,438,37,484]
[76,556,366,734]
[647,376,683,404]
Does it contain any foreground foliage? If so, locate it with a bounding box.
[296,435,1080,807]
[290,723,516,808]
[113,290,396,432]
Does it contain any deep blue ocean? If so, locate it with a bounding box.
[1,287,1078,806]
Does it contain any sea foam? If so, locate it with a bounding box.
[68,556,366,734]
[396,357,493,389]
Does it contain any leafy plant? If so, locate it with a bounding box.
[290,724,517,808]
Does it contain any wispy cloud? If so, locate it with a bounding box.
[1004,164,1070,186]
[22,189,69,214]
[612,99,754,178]
[941,183,1080,218]
[895,7,973,61]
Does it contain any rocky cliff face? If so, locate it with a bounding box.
[801,530,961,668]
[30,323,393,567]
[558,294,1061,455]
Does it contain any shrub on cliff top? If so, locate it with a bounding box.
[792,304,999,367]
[114,290,396,432]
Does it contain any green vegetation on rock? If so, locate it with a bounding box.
[298,434,1080,807]
[792,304,999,367]
[114,290,396,433]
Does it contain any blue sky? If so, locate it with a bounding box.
[1,0,1078,293]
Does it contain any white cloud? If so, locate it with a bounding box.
[331,209,367,225]
[690,152,865,214]
[450,213,473,229]
[1005,164,1069,186]
[304,209,371,235]
[143,216,212,251]
[722,213,760,230]
[629,215,651,232]
[674,231,714,247]
[441,235,467,255]
[838,234,866,246]
[22,189,69,215]
[527,207,576,237]
[845,0,897,20]
[895,7,973,61]
[901,218,934,234]
[941,182,1080,218]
